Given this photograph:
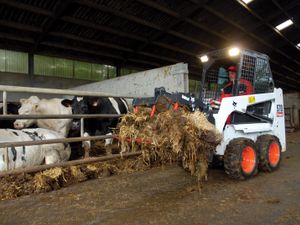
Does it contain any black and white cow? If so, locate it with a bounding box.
[62,96,129,150]
[0,128,71,171]
[0,102,20,128]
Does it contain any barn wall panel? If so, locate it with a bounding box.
[72,63,189,100]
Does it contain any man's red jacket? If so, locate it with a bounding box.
[220,79,253,101]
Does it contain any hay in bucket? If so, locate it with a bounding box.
[118,107,222,180]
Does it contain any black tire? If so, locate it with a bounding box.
[224,138,258,180]
[256,135,281,172]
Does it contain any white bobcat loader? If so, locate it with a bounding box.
[132,47,285,180]
[199,47,285,179]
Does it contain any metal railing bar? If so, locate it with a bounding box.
[0,151,142,177]
[0,114,123,119]
[0,134,116,148]
[0,85,135,98]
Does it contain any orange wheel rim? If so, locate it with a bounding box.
[241,146,256,174]
[269,142,280,167]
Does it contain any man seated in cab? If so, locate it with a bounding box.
[220,65,253,101]
[210,65,253,110]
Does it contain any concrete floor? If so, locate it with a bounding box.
[0,131,299,225]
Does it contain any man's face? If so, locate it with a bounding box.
[229,71,236,81]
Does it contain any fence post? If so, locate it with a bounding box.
[80,117,84,137]
[3,91,7,115]
[2,91,8,170]
[5,147,9,170]
[81,117,90,158]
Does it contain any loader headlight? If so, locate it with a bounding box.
[200,55,209,63]
[228,47,240,57]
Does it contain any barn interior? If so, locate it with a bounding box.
[0,1,300,225]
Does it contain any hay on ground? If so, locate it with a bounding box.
[0,157,149,200]
[0,107,222,200]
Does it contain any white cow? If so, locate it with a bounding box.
[14,96,72,137]
[0,128,71,171]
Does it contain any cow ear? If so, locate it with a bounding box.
[92,101,98,107]
[61,99,73,107]
[34,104,39,111]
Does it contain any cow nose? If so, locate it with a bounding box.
[14,121,24,129]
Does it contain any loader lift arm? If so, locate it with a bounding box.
[132,87,206,116]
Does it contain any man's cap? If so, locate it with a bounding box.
[228,65,237,72]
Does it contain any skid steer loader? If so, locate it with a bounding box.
[198,47,285,179]
[133,47,286,180]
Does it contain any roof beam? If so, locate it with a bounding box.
[0,19,42,33]
[32,0,74,52]
[41,41,125,60]
[272,0,300,29]
[202,4,300,72]
[275,80,298,91]
[73,0,162,31]
[51,30,199,61]
[48,34,200,68]
[0,3,213,64]
[272,69,300,85]
[35,49,154,69]
[49,32,134,52]
[235,0,300,54]
[0,17,201,65]
[0,34,294,89]
[61,17,201,59]
[273,74,299,90]
[41,41,196,68]
[152,42,196,57]
[136,0,287,66]
[0,42,31,53]
[137,0,229,42]
[0,20,296,83]
[0,1,298,86]
[271,58,300,77]
[124,0,211,64]
[128,58,160,67]
[247,0,299,32]
[0,0,53,17]
[2,0,229,44]
[0,32,34,43]
[62,16,147,42]
[74,0,214,49]
[48,32,201,68]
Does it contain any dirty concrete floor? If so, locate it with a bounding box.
[0,131,299,225]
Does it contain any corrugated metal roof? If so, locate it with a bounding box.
[0,0,299,90]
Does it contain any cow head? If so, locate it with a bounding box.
[62,97,89,131]
[14,96,40,129]
[62,97,89,114]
